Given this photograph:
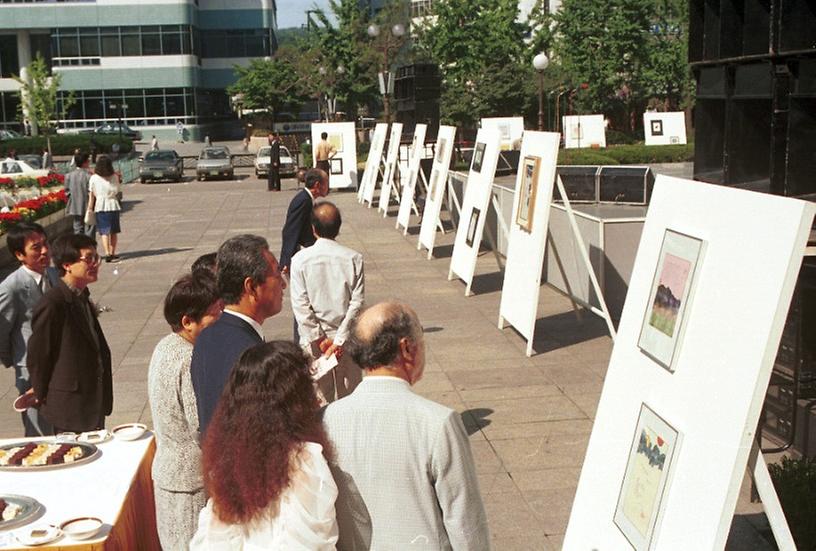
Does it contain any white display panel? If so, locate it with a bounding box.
[447,127,501,295]
[644,111,687,146]
[311,122,357,189]
[564,177,815,550]
[498,131,560,344]
[481,116,524,150]
[359,123,388,204]
[396,124,428,232]
[377,123,403,215]
[418,125,457,257]
[562,114,606,149]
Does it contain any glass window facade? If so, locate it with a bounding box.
[51,26,196,64]
[199,28,276,58]
[0,35,19,77]
[0,92,21,131]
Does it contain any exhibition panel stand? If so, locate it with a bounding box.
[562,114,606,149]
[377,123,403,215]
[643,111,687,146]
[480,116,524,150]
[447,127,501,296]
[418,125,457,258]
[310,122,357,189]
[359,123,388,204]
[396,124,428,233]
[564,176,814,550]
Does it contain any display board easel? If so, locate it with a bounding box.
[562,114,606,149]
[310,122,357,189]
[447,127,501,296]
[497,132,597,357]
[377,123,403,215]
[397,124,428,233]
[418,125,457,258]
[359,123,388,204]
[564,176,814,550]
[480,116,524,150]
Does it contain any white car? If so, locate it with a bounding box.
[255,145,296,178]
[0,158,48,180]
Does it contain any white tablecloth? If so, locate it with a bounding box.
[0,432,155,549]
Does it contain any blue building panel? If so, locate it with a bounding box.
[197,9,274,30]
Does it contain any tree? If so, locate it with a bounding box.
[228,50,307,126]
[412,0,536,127]
[13,54,74,154]
[552,0,689,132]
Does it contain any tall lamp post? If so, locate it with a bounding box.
[367,22,405,123]
[533,53,549,131]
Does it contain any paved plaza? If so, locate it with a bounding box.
[0,169,776,549]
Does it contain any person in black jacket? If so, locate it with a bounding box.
[279,168,329,271]
[190,234,286,435]
[267,132,281,191]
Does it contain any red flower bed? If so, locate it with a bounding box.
[37,173,64,188]
[0,190,68,235]
[0,178,14,191]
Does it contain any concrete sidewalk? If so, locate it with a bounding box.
[0,172,776,549]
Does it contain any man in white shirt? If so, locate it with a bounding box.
[0,222,58,435]
[290,202,364,401]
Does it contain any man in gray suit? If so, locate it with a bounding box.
[0,222,58,435]
[323,301,489,550]
[64,152,95,237]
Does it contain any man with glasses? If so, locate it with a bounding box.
[0,223,60,436]
[27,234,112,434]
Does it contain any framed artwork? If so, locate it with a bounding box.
[570,123,583,140]
[436,138,447,163]
[428,168,439,200]
[330,157,344,175]
[498,123,512,141]
[465,208,480,248]
[471,142,486,173]
[651,120,664,136]
[669,136,679,144]
[370,134,380,154]
[614,403,680,551]
[328,133,344,153]
[515,156,540,232]
[638,230,704,371]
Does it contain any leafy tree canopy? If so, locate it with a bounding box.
[228,49,306,124]
[13,54,74,147]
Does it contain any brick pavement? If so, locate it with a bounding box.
[0,170,775,549]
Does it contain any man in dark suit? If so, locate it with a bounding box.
[27,234,112,433]
[267,132,281,192]
[0,222,60,435]
[279,168,329,271]
[190,234,286,435]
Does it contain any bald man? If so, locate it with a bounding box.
[323,302,489,550]
[290,201,364,401]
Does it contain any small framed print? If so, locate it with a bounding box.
[669,136,679,144]
[515,155,540,232]
[570,123,583,140]
[498,123,511,141]
[638,229,704,371]
[465,208,480,248]
[471,142,486,173]
[328,133,344,153]
[651,120,663,136]
[436,138,447,163]
[330,157,344,175]
[614,403,681,551]
[428,168,439,201]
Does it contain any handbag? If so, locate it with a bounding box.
[84,208,96,226]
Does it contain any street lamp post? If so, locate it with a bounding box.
[533,53,549,131]
[367,22,405,123]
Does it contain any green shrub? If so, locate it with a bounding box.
[300,142,312,168]
[768,455,816,550]
[601,143,694,165]
[0,134,133,156]
[606,129,640,145]
[558,149,620,165]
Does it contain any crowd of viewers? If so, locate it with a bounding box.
[0,166,489,549]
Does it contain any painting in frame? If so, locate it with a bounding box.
[471,142,486,173]
[614,403,681,551]
[330,157,344,175]
[428,168,439,201]
[465,208,480,248]
[651,120,664,136]
[436,138,447,163]
[637,229,704,371]
[515,155,540,232]
[328,133,344,153]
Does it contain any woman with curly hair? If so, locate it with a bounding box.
[190,341,338,550]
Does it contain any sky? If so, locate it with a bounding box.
[276,0,335,29]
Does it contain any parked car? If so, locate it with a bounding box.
[254,145,296,178]
[0,129,23,141]
[196,146,233,181]
[0,158,48,180]
[89,122,142,141]
[17,154,43,169]
[139,150,183,183]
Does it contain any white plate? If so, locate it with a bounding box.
[15,524,61,546]
[60,517,102,540]
[78,430,111,444]
[111,423,147,441]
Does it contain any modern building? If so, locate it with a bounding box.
[0,0,277,141]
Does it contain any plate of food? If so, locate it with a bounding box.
[78,430,111,445]
[111,423,147,441]
[14,523,61,545]
[0,495,43,531]
[0,440,99,471]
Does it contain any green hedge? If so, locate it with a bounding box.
[557,143,694,166]
[0,134,133,156]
